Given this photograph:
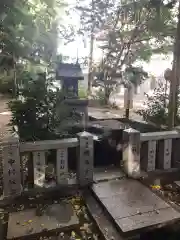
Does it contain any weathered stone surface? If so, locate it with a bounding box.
[7,202,79,239]
[92,179,180,234]
[85,192,124,240]
[93,168,125,182]
[77,131,94,186]
[2,141,22,197]
[157,139,172,170]
[115,207,180,233]
[123,129,140,178]
[56,148,68,184]
[174,181,180,187]
[100,193,168,220]
[33,151,46,188]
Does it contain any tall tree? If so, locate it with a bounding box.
[76,0,115,94]
[167,0,180,128]
[77,0,176,103]
[0,0,68,96]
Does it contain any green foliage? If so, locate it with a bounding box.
[77,0,176,102]
[9,72,80,141]
[78,85,87,99]
[136,82,180,126]
[0,0,69,96]
[0,71,15,95]
[93,64,148,102]
[92,89,106,106]
[124,66,148,87]
[0,0,62,66]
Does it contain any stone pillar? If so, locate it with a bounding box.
[2,136,22,197]
[141,140,157,172]
[123,128,141,178]
[157,139,172,169]
[33,151,46,188]
[77,131,94,186]
[56,148,68,184]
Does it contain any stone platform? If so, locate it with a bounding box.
[7,202,79,239]
[91,179,180,236]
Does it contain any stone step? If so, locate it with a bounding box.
[85,191,124,240]
[7,202,79,240]
[91,179,180,236]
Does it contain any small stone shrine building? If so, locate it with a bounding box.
[56,63,84,97]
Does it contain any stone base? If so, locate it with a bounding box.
[7,202,79,239]
[92,179,180,235]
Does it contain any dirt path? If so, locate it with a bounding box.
[0,96,12,141]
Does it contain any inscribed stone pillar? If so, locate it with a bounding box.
[2,136,22,197]
[77,131,94,186]
[33,151,46,187]
[123,128,141,178]
[157,139,172,169]
[140,140,157,172]
[56,148,68,184]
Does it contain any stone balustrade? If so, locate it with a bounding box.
[2,125,180,197]
[123,128,180,178]
[1,131,94,198]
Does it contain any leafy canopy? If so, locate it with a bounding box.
[76,0,177,100]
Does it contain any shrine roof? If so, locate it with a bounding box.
[56,63,84,80]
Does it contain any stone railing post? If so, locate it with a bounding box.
[77,131,94,186]
[2,134,22,198]
[123,128,141,178]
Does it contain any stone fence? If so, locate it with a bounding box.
[1,131,94,198]
[123,128,180,178]
[2,127,180,199]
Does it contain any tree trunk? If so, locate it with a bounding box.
[104,86,110,105]
[124,86,132,119]
[125,102,130,119]
[13,55,17,98]
[87,0,95,95]
[134,85,137,95]
[168,1,180,129]
[164,79,168,109]
[125,87,131,119]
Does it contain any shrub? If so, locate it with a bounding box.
[78,85,87,99]
[9,72,80,141]
[136,82,180,126]
[90,88,106,106]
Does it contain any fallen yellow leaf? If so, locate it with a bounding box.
[151,185,161,190]
[71,231,76,237]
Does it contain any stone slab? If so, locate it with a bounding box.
[94,168,125,182]
[92,178,147,198]
[100,194,168,220]
[91,179,180,234]
[85,192,124,240]
[7,202,79,239]
[115,207,180,233]
[88,110,121,120]
[91,120,125,130]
